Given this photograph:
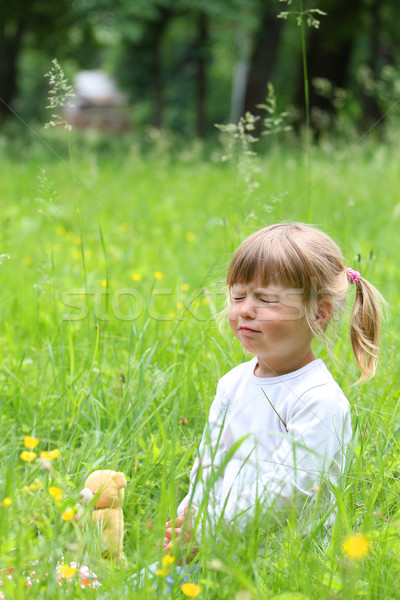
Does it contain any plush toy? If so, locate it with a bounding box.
[79,469,127,560]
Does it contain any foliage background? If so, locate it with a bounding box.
[1,0,400,136]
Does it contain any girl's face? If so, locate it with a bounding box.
[228,278,316,377]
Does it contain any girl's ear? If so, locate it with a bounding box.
[316,298,333,325]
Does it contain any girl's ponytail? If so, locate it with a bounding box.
[348,270,385,380]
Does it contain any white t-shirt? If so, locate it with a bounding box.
[178,357,352,531]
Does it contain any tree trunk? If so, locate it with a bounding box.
[195,12,208,137]
[148,8,173,128]
[0,20,26,120]
[243,6,283,119]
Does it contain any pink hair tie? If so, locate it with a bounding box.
[346,267,361,284]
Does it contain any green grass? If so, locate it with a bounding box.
[0,126,400,599]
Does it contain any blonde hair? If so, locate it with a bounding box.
[226,223,384,381]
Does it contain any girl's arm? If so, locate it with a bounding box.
[176,380,228,517]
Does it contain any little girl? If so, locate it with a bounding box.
[162,222,383,560]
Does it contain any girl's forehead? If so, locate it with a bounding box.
[231,279,292,293]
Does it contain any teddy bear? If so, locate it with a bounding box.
[79,469,127,560]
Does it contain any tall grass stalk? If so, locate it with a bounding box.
[299,0,312,222]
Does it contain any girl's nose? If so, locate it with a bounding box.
[239,296,256,318]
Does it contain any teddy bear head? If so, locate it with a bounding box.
[80,469,126,509]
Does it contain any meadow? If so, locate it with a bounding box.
[0,122,400,599]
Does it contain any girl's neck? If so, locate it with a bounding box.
[254,348,317,378]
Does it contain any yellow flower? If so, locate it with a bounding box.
[185,232,196,242]
[56,225,66,236]
[131,273,142,281]
[31,481,43,492]
[49,486,63,501]
[23,480,43,493]
[61,507,75,521]
[162,555,175,567]
[177,302,184,310]
[342,533,371,560]
[156,554,175,577]
[40,449,60,460]
[182,283,190,291]
[73,249,81,260]
[20,451,36,462]
[24,436,39,449]
[58,565,77,578]
[181,583,202,597]
[22,257,33,266]
[101,279,108,288]
[53,243,63,252]
[2,498,12,508]
[169,311,176,318]
[154,271,164,280]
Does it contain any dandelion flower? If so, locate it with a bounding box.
[20,451,36,462]
[40,449,60,460]
[49,487,63,501]
[185,232,196,242]
[61,507,75,521]
[342,533,371,560]
[182,283,190,291]
[2,498,12,508]
[101,279,108,288]
[30,481,43,492]
[132,273,142,281]
[58,565,77,578]
[156,554,174,577]
[24,436,39,449]
[154,271,164,280]
[181,583,202,597]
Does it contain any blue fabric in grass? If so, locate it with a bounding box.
[129,560,201,597]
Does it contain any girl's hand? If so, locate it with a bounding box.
[163,507,197,562]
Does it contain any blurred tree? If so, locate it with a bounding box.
[291,0,400,132]
[243,2,283,122]
[2,0,399,134]
[0,0,98,120]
